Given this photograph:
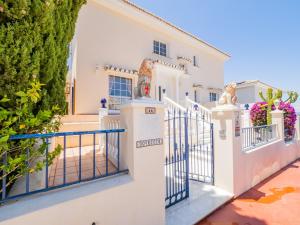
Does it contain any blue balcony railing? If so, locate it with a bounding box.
[0,129,126,204]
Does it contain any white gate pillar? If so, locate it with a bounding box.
[297,114,300,141]
[120,99,165,225]
[212,105,242,196]
[271,110,285,140]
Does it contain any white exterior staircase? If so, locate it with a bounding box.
[162,93,212,145]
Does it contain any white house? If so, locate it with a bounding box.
[66,0,230,115]
[236,80,284,105]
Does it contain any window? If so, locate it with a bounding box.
[109,75,132,110]
[193,56,197,67]
[209,92,218,102]
[153,40,167,57]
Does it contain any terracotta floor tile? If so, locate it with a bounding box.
[52,176,64,186]
[48,147,116,187]
[66,174,79,183]
[197,159,300,225]
[48,176,55,186]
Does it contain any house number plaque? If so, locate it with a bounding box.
[145,107,156,114]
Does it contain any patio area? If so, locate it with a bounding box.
[48,145,117,187]
[197,159,300,225]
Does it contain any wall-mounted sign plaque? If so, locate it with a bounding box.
[235,111,241,137]
[145,107,156,114]
[136,138,163,148]
[219,129,226,138]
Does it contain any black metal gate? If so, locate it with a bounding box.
[164,108,214,208]
[187,111,214,184]
[165,109,189,208]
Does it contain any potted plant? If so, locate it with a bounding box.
[100,98,107,108]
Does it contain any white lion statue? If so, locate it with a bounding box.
[218,83,238,105]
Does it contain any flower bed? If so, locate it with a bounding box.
[250,101,297,141]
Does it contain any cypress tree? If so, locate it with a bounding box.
[0,0,86,195]
[0,0,86,114]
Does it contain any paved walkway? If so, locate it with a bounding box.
[166,181,233,225]
[197,159,300,225]
[49,146,116,186]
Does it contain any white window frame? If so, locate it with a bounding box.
[109,75,133,111]
[209,92,218,102]
[153,40,167,57]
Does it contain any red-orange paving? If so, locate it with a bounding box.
[197,159,300,225]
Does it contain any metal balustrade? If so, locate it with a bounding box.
[0,129,126,204]
[242,125,277,151]
[284,128,296,143]
[185,96,212,122]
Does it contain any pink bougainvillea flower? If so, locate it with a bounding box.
[250,101,297,140]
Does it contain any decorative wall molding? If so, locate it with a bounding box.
[104,65,138,75]
[177,56,192,64]
[153,59,185,71]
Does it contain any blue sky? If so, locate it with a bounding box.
[131,0,300,95]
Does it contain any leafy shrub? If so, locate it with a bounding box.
[0,81,62,193]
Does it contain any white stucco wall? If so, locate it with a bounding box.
[213,106,300,197]
[0,100,166,225]
[254,85,269,103]
[236,86,256,104]
[236,82,284,105]
[0,175,162,225]
[235,140,299,195]
[73,0,228,114]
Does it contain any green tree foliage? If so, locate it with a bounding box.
[0,0,86,194]
[0,81,62,191]
[0,0,86,112]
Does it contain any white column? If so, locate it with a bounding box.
[241,110,251,128]
[271,110,284,140]
[99,108,108,129]
[99,108,109,152]
[175,75,179,103]
[212,105,242,196]
[185,92,189,108]
[152,66,158,100]
[120,99,165,225]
